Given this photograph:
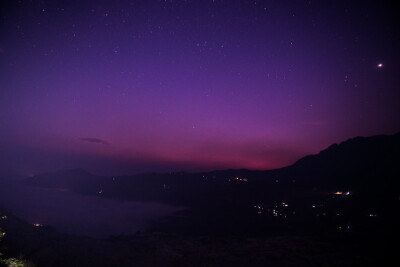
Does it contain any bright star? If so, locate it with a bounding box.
[377,63,383,68]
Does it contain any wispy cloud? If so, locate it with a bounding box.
[79,137,110,145]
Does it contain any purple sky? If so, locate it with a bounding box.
[1,1,399,175]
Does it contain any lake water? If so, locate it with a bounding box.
[0,177,181,238]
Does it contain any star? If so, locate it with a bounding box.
[377,63,383,68]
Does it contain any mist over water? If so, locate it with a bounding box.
[0,176,181,238]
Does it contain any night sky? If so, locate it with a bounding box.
[0,0,399,175]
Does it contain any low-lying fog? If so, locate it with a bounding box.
[0,176,182,238]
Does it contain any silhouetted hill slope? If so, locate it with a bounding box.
[28,132,400,205]
[282,132,400,192]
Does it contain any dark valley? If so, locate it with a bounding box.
[1,133,399,266]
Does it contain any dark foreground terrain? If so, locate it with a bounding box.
[1,133,399,266]
[1,205,396,267]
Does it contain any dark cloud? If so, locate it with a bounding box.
[79,137,110,145]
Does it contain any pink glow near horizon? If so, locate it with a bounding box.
[0,1,399,175]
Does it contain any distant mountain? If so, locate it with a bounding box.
[283,132,400,192]
[25,168,109,195]
[28,132,400,204]
[19,132,400,240]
